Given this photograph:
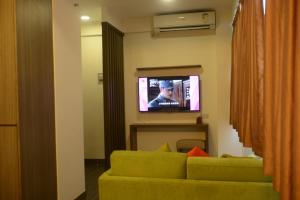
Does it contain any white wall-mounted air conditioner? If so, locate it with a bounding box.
[153,11,216,35]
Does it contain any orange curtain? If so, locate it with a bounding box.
[232,0,300,199]
[230,0,265,156]
[264,0,300,199]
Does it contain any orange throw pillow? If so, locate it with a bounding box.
[187,146,209,157]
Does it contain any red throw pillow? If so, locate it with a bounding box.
[187,146,209,157]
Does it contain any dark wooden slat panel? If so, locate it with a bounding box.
[0,0,18,125]
[16,0,57,199]
[102,22,126,168]
[0,126,21,200]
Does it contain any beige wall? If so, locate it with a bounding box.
[102,7,124,30]
[101,3,246,156]
[124,30,219,155]
[81,22,105,159]
[124,29,217,155]
[123,6,243,156]
[216,9,243,156]
[52,0,85,199]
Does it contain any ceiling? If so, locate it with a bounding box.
[79,0,233,22]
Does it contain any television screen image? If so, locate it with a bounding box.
[139,76,200,112]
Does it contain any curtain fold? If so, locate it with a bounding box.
[230,0,265,156]
[264,0,300,199]
[232,0,300,199]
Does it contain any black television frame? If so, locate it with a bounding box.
[138,75,201,113]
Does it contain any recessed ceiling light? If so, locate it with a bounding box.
[81,16,90,21]
[162,0,174,2]
[178,16,185,20]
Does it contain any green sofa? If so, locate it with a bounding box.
[99,151,279,200]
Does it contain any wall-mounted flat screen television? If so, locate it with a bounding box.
[138,76,200,112]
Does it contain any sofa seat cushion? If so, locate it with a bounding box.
[111,151,187,179]
[187,157,272,182]
[99,171,279,200]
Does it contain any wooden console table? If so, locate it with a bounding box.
[130,123,209,151]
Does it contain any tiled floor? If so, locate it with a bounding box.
[84,160,106,200]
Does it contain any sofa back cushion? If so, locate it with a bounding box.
[187,157,272,182]
[110,151,187,179]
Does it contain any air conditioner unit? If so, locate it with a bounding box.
[153,11,216,35]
